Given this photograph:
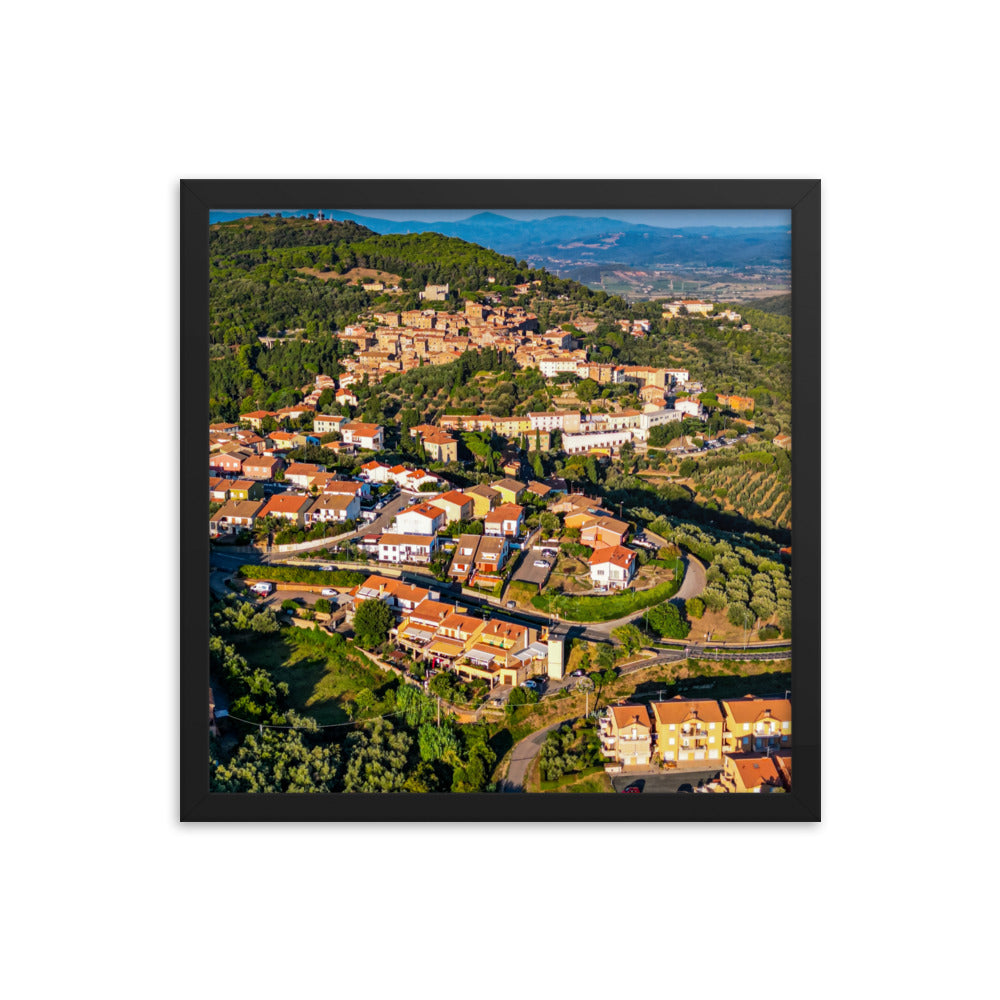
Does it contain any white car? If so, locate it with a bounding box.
[533,560,549,568]
[321,588,338,596]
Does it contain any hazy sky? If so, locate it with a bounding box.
[346,209,790,227]
[209,208,790,228]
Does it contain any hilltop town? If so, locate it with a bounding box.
[207,216,792,795]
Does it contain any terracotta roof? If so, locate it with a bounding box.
[650,697,724,726]
[438,612,484,634]
[242,454,279,468]
[486,503,524,523]
[588,544,636,569]
[379,533,437,547]
[311,493,356,512]
[316,478,359,492]
[401,502,446,519]
[344,422,382,436]
[436,490,470,507]
[723,696,792,725]
[609,704,651,731]
[212,499,265,521]
[260,494,312,515]
[728,754,783,789]
[408,599,455,624]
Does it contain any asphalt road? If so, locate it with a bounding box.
[501,719,576,793]
[611,769,721,794]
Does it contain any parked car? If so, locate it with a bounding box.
[506,600,517,608]
[622,785,642,794]
[533,560,549,568]
[571,669,586,677]
[522,680,538,690]
[321,588,338,596]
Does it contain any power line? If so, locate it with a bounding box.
[223,709,405,731]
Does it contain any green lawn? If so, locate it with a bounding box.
[234,631,395,725]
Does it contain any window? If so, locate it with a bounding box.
[743,723,750,731]
[709,722,715,729]
[782,720,790,729]
[669,724,675,731]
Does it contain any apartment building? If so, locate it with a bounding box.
[721,696,792,755]
[600,705,653,766]
[377,532,439,565]
[651,697,726,763]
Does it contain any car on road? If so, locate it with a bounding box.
[533,560,549,568]
[521,680,538,690]
[321,588,338,596]
[622,785,642,794]
[506,600,517,608]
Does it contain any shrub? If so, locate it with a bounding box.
[758,625,781,640]
[686,597,705,619]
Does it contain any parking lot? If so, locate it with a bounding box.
[611,769,721,794]
[509,546,557,589]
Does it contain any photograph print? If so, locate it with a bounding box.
[191,183,815,818]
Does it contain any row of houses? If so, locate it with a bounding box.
[348,574,566,687]
[601,694,792,779]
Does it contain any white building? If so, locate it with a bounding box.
[377,533,439,565]
[393,503,447,536]
[588,545,637,590]
[674,398,706,419]
[561,430,633,454]
[539,356,584,378]
[306,493,361,524]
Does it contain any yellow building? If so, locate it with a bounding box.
[720,753,791,793]
[651,697,725,763]
[465,485,500,518]
[721,696,792,755]
[490,478,526,504]
[599,704,652,766]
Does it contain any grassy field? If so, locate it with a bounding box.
[234,631,395,725]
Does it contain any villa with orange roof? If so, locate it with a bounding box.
[258,493,313,526]
[393,502,447,536]
[588,545,637,590]
[341,422,384,450]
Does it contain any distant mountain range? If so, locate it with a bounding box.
[208,210,790,273]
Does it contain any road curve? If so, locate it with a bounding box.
[501,719,576,793]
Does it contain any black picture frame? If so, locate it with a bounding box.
[182,179,820,822]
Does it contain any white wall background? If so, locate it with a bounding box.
[4,2,993,996]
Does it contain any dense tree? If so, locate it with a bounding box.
[353,598,394,649]
[341,720,412,792]
[211,728,340,793]
[645,602,691,639]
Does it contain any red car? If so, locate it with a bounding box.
[622,785,642,794]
